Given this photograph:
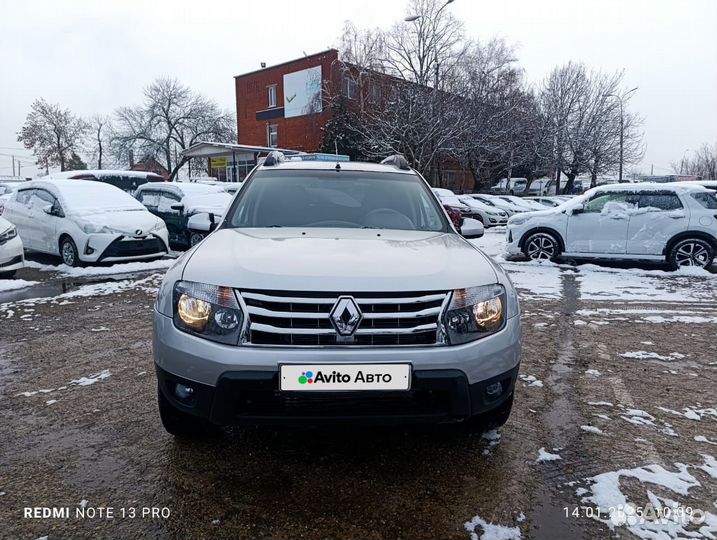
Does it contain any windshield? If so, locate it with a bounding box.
[58,181,146,212]
[473,196,495,207]
[226,169,449,232]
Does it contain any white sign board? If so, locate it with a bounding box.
[283,65,322,118]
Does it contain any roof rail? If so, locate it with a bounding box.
[380,154,411,171]
[262,150,286,166]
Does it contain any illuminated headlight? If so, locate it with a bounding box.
[173,281,244,345]
[443,284,506,345]
[0,226,17,244]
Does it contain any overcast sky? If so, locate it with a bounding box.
[1,0,715,177]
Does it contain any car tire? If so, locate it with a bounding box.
[157,385,213,438]
[465,393,514,432]
[667,238,715,270]
[60,236,81,267]
[0,270,16,279]
[188,231,205,247]
[522,231,561,261]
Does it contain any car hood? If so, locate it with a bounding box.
[182,228,499,291]
[71,210,161,235]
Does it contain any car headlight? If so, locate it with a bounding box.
[508,215,531,226]
[442,284,505,345]
[0,226,17,244]
[150,221,166,232]
[173,281,244,345]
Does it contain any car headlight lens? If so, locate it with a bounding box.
[150,220,166,232]
[173,281,244,345]
[509,215,530,226]
[0,226,17,244]
[443,284,505,344]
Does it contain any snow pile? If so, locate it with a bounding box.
[71,369,111,386]
[481,429,501,456]
[620,351,686,361]
[24,258,173,277]
[588,401,614,407]
[585,369,601,376]
[0,279,38,293]
[536,447,562,462]
[581,425,603,435]
[464,514,522,540]
[580,455,717,539]
[519,374,543,387]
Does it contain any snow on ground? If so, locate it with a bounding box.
[481,429,501,456]
[581,425,604,435]
[24,258,174,276]
[464,514,522,540]
[519,374,543,387]
[16,369,111,397]
[536,447,562,462]
[620,351,686,361]
[0,279,38,292]
[579,455,717,540]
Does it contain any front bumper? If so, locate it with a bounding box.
[153,309,521,423]
[156,363,519,425]
[0,235,24,272]
[79,233,168,263]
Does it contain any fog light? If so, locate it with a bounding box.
[174,383,194,401]
[485,382,503,398]
[84,244,95,255]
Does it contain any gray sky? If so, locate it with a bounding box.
[1,0,715,177]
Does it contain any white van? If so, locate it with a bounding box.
[491,177,528,195]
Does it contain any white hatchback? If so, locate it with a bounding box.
[3,179,169,266]
[506,183,717,269]
[0,215,24,278]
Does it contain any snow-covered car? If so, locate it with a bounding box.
[48,170,165,195]
[491,177,528,195]
[506,183,717,268]
[2,179,169,266]
[458,195,509,226]
[134,182,233,248]
[469,194,526,217]
[496,195,545,211]
[0,215,24,278]
[683,180,716,192]
[0,183,18,215]
[524,196,561,207]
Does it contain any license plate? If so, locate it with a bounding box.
[279,364,411,391]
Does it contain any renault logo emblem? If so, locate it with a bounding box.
[329,296,363,336]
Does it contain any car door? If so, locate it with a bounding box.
[565,192,634,254]
[4,188,35,248]
[626,191,688,255]
[156,190,185,244]
[32,188,63,253]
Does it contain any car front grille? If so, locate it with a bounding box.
[99,236,166,259]
[0,255,22,268]
[241,289,449,347]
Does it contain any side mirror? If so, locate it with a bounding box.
[170,203,184,212]
[569,204,585,215]
[208,212,217,231]
[460,217,484,239]
[42,204,53,214]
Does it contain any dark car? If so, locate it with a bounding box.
[134,182,232,248]
[48,170,165,194]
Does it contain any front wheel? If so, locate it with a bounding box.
[523,231,561,261]
[60,237,81,267]
[668,238,715,270]
[188,231,205,247]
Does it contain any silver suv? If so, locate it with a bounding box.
[153,155,521,436]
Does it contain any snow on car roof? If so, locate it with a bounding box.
[26,179,145,212]
[588,182,710,194]
[48,169,164,180]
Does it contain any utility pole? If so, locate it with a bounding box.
[606,87,637,183]
[12,155,15,176]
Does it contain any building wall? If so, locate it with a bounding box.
[234,50,339,152]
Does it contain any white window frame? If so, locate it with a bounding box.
[342,76,358,100]
[268,85,277,108]
[267,124,278,147]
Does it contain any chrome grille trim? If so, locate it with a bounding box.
[241,289,450,347]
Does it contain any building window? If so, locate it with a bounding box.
[267,124,278,147]
[268,85,277,108]
[445,172,456,190]
[342,76,358,100]
[369,82,381,104]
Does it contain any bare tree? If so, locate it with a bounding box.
[113,78,236,180]
[671,143,717,179]
[85,114,113,169]
[17,98,89,172]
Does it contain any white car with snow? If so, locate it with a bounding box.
[0,215,24,278]
[457,196,508,226]
[505,183,717,269]
[134,182,233,248]
[2,179,169,266]
[469,194,526,217]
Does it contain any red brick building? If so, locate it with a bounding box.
[234,49,339,152]
[233,49,475,191]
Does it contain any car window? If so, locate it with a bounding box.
[691,192,717,209]
[34,189,58,206]
[227,169,449,232]
[158,192,182,213]
[638,193,683,211]
[15,189,34,205]
[138,190,160,208]
[583,192,632,213]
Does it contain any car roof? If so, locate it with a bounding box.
[588,182,710,195]
[137,182,225,195]
[260,160,416,175]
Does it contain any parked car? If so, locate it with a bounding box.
[0,215,24,278]
[506,183,717,268]
[497,195,546,211]
[457,195,509,226]
[683,180,717,192]
[2,179,169,266]
[432,188,485,225]
[524,196,561,207]
[153,154,518,437]
[48,170,165,195]
[0,182,18,214]
[134,182,233,248]
[470,194,526,217]
[491,177,528,195]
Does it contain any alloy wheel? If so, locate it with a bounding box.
[526,235,556,260]
[674,241,710,267]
